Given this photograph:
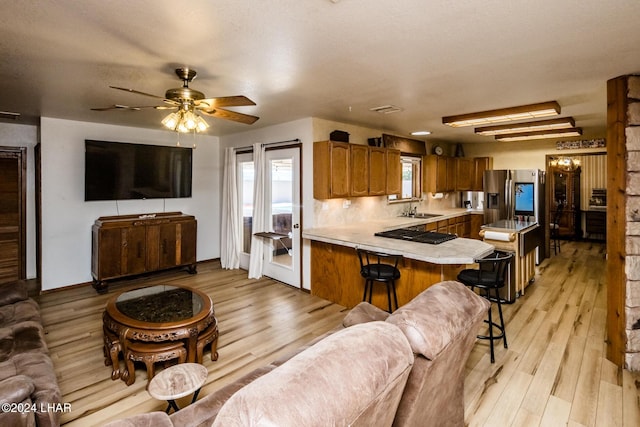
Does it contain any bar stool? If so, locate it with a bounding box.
[122,340,187,386]
[457,251,513,363]
[356,248,402,313]
[550,202,564,255]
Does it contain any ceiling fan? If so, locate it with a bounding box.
[91,67,259,129]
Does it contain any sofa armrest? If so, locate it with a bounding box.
[342,302,389,327]
[0,282,29,306]
[0,375,35,405]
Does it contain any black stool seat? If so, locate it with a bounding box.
[356,248,402,313]
[457,251,513,363]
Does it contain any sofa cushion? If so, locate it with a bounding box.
[0,282,28,306]
[0,375,35,405]
[212,322,413,427]
[0,299,42,327]
[386,280,490,360]
[103,411,173,427]
[0,322,48,362]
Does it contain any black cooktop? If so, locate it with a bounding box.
[374,228,457,244]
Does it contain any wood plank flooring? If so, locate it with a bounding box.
[35,240,640,426]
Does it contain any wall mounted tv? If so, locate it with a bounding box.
[85,140,192,201]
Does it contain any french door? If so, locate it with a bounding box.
[236,146,301,287]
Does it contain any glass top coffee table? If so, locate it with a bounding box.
[103,285,216,385]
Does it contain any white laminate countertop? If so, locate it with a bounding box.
[303,209,493,265]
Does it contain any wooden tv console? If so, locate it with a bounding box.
[91,212,197,293]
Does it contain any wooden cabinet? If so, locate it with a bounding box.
[549,166,581,238]
[472,157,492,191]
[349,144,370,197]
[92,212,197,293]
[314,141,402,199]
[385,149,402,196]
[470,214,483,240]
[455,158,473,191]
[423,155,450,193]
[585,210,606,239]
[313,141,350,199]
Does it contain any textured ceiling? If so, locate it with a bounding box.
[1,0,640,143]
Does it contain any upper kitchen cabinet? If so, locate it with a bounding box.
[423,155,453,193]
[454,157,473,191]
[350,144,370,197]
[313,141,401,199]
[313,140,350,199]
[472,157,493,191]
[369,147,388,196]
[385,149,402,196]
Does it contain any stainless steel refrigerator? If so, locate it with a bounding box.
[483,169,545,226]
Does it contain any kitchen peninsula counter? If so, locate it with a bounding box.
[303,212,493,310]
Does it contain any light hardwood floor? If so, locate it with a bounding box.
[36,240,640,426]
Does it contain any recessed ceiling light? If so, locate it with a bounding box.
[411,131,431,136]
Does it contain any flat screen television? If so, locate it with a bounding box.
[514,182,534,216]
[85,140,192,201]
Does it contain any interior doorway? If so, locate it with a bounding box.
[0,146,27,284]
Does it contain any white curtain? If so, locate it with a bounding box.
[248,142,266,279]
[220,147,241,269]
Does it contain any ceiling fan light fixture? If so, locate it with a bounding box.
[161,112,179,129]
[442,101,561,127]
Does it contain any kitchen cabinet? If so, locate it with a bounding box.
[314,141,402,199]
[424,155,450,193]
[91,212,197,293]
[313,141,351,199]
[455,158,473,191]
[349,144,370,196]
[385,149,402,196]
[472,157,493,191]
[368,147,387,196]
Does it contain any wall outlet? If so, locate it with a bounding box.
[321,202,329,211]
[343,200,351,209]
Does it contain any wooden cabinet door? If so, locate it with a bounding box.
[313,141,350,199]
[424,155,449,193]
[385,149,402,196]
[123,225,146,275]
[368,147,387,196]
[445,157,456,192]
[350,144,369,196]
[93,226,123,280]
[179,220,197,265]
[455,158,473,191]
[472,157,492,191]
[470,214,483,240]
[158,222,178,270]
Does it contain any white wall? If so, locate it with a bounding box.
[40,118,221,290]
[0,122,39,279]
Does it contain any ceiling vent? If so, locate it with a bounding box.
[369,105,403,114]
[0,111,20,121]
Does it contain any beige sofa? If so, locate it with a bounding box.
[105,280,489,427]
[0,281,62,427]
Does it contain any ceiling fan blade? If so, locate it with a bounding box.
[109,86,166,100]
[201,107,259,124]
[91,104,177,111]
[196,95,256,109]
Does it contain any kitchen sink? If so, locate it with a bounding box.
[399,212,442,219]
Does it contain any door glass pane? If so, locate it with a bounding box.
[240,161,254,254]
[270,158,293,268]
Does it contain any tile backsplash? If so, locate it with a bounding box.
[312,193,459,228]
